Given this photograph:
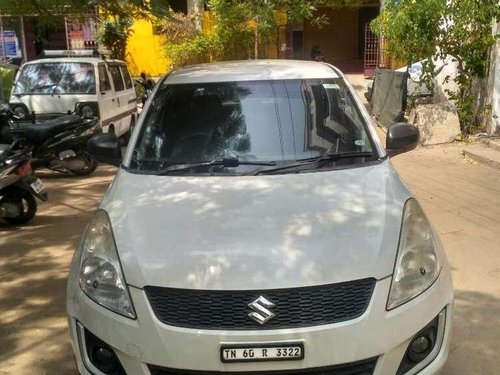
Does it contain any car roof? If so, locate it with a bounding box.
[22,58,126,65]
[165,60,341,84]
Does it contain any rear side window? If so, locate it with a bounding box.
[109,66,125,91]
[98,64,112,92]
[120,66,133,89]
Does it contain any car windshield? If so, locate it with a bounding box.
[13,62,96,95]
[130,79,375,174]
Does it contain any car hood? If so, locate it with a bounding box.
[101,161,411,290]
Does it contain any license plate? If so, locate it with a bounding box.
[221,343,304,363]
[30,178,45,194]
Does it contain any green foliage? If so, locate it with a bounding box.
[0,65,17,102]
[97,17,133,60]
[162,0,335,65]
[373,0,500,134]
[166,33,225,66]
[0,0,170,20]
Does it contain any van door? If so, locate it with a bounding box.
[120,64,137,116]
[108,64,132,136]
[97,63,117,132]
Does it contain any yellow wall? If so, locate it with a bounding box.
[126,10,283,73]
[126,19,171,77]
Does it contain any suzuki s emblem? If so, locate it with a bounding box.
[247,296,276,325]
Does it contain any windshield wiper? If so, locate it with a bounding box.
[157,157,277,175]
[252,151,377,175]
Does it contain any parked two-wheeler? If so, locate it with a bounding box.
[0,142,48,225]
[0,102,100,176]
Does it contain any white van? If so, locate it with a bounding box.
[9,51,137,138]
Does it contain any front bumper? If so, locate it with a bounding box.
[67,266,453,375]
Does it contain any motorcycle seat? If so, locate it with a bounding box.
[24,115,84,145]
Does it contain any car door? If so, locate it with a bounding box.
[97,63,118,132]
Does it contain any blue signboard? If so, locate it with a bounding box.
[0,30,21,58]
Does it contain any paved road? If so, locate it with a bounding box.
[1,144,499,374]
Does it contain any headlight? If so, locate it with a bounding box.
[80,105,94,118]
[76,102,99,118]
[78,210,136,318]
[12,105,29,119]
[387,199,442,310]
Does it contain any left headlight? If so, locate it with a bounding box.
[387,199,442,310]
[78,209,136,319]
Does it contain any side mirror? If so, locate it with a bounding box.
[87,133,122,167]
[386,123,419,157]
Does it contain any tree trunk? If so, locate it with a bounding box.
[254,25,259,59]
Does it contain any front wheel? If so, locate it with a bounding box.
[67,154,98,176]
[1,187,37,225]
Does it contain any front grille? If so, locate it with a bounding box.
[148,358,378,375]
[144,278,375,330]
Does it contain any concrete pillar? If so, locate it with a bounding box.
[187,0,203,32]
[490,21,500,134]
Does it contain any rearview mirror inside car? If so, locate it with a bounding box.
[87,133,122,167]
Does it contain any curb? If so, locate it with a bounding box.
[462,149,500,170]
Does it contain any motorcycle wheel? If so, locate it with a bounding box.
[68,155,98,176]
[1,187,37,225]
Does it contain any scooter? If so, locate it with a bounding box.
[0,142,48,225]
[0,102,100,176]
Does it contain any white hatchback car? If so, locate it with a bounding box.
[67,60,453,375]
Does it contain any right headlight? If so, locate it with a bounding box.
[387,199,442,310]
[12,105,29,119]
[78,209,136,319]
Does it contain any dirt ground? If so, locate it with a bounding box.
[1,148,499,372]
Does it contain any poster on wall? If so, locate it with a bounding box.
[0,30,22,59]
[66,17,98,50]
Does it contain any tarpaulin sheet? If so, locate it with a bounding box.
[370,68,408,128]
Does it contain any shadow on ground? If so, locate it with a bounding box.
[0,166,116,374]
[441,290,500,375]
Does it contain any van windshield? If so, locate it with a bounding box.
[130,79,376,175]
[13,62,96,95]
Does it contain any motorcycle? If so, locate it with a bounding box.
[0,102,100,176]
[0,142,48,225]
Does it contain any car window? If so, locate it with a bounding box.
[98,64,112,92]
[13,62,96,95]
[109,65,125,92]
[131,79,374,173]
[120,66,133,90]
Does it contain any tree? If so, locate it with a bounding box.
[0,0,170,20]
[372,0,500,134]
[208,0,330,59]
[97,17,133,60]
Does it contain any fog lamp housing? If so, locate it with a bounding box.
[76,321,126,375]
[396,309,446,375]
